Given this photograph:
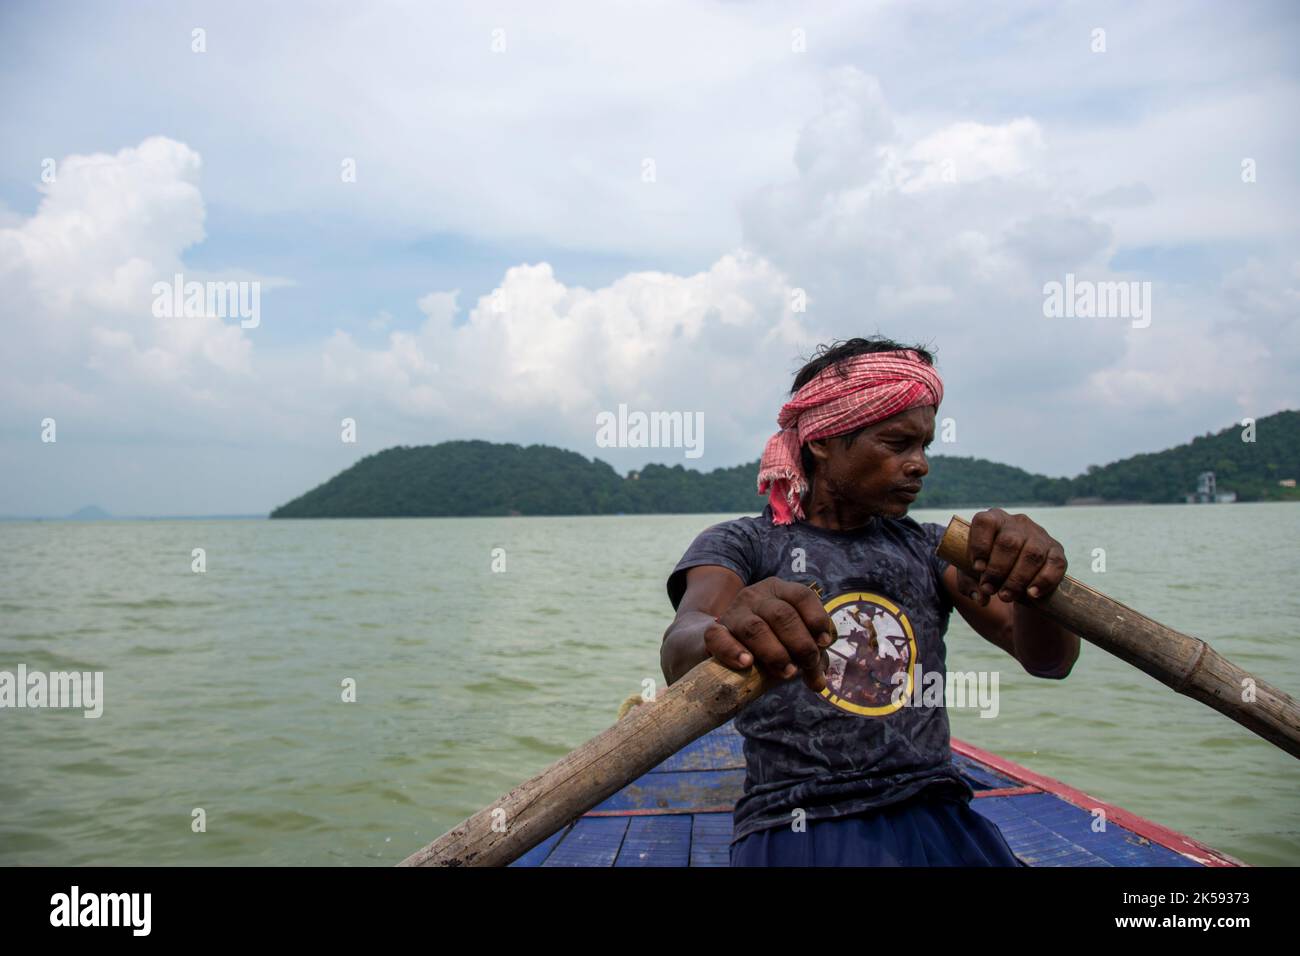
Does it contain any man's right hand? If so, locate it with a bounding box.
[705,577,837,692]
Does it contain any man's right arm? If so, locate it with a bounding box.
[661,566,748,684]
[661,567,836,690]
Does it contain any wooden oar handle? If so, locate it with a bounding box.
[934,515,978,573]
[937,515,1300,760]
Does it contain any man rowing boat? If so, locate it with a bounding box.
[661,336,1080,866]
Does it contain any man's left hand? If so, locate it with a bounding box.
[959,508,1067,607]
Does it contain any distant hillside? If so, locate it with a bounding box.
[915,456,1073,508]
[67,505,111,520]
[272,441,632,518]
[1068,410,1300,503]
[270,410,1299,518]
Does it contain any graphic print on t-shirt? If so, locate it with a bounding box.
[819,591,917,716]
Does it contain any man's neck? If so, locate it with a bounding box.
[802,485,878,532]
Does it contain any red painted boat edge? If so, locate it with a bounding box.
[951,737,1246,867]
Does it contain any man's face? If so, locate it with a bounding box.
[807,405,935,519]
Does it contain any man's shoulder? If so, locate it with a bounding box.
[696,507,774,539]
[668,507,774,609]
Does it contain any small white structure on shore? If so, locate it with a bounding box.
[1185,471,1236,503]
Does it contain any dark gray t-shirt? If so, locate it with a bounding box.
[667,504,974,843]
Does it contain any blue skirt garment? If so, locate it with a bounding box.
[730,793,1025,867]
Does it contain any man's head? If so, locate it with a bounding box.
[803,402,934,519]
[785,335,930,496]
[757,336,941,525]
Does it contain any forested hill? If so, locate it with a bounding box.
[270,410,1299,517]
[1066,410,1299,503]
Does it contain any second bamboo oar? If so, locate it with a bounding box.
[937,515,1300,759]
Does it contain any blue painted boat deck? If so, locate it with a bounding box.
[511,720,1228,867]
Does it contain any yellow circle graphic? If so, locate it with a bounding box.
[819,591,917,716]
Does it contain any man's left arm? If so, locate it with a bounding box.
[940,508,1080,679]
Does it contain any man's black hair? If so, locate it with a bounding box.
[790,336,936,483]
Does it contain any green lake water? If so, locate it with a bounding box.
[1,504,1296,865]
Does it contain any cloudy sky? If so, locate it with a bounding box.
[1,0,1297,516]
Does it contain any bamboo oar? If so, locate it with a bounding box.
[937,515,1300,760]
[398,658,769,867]
[402,513,1300,867]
